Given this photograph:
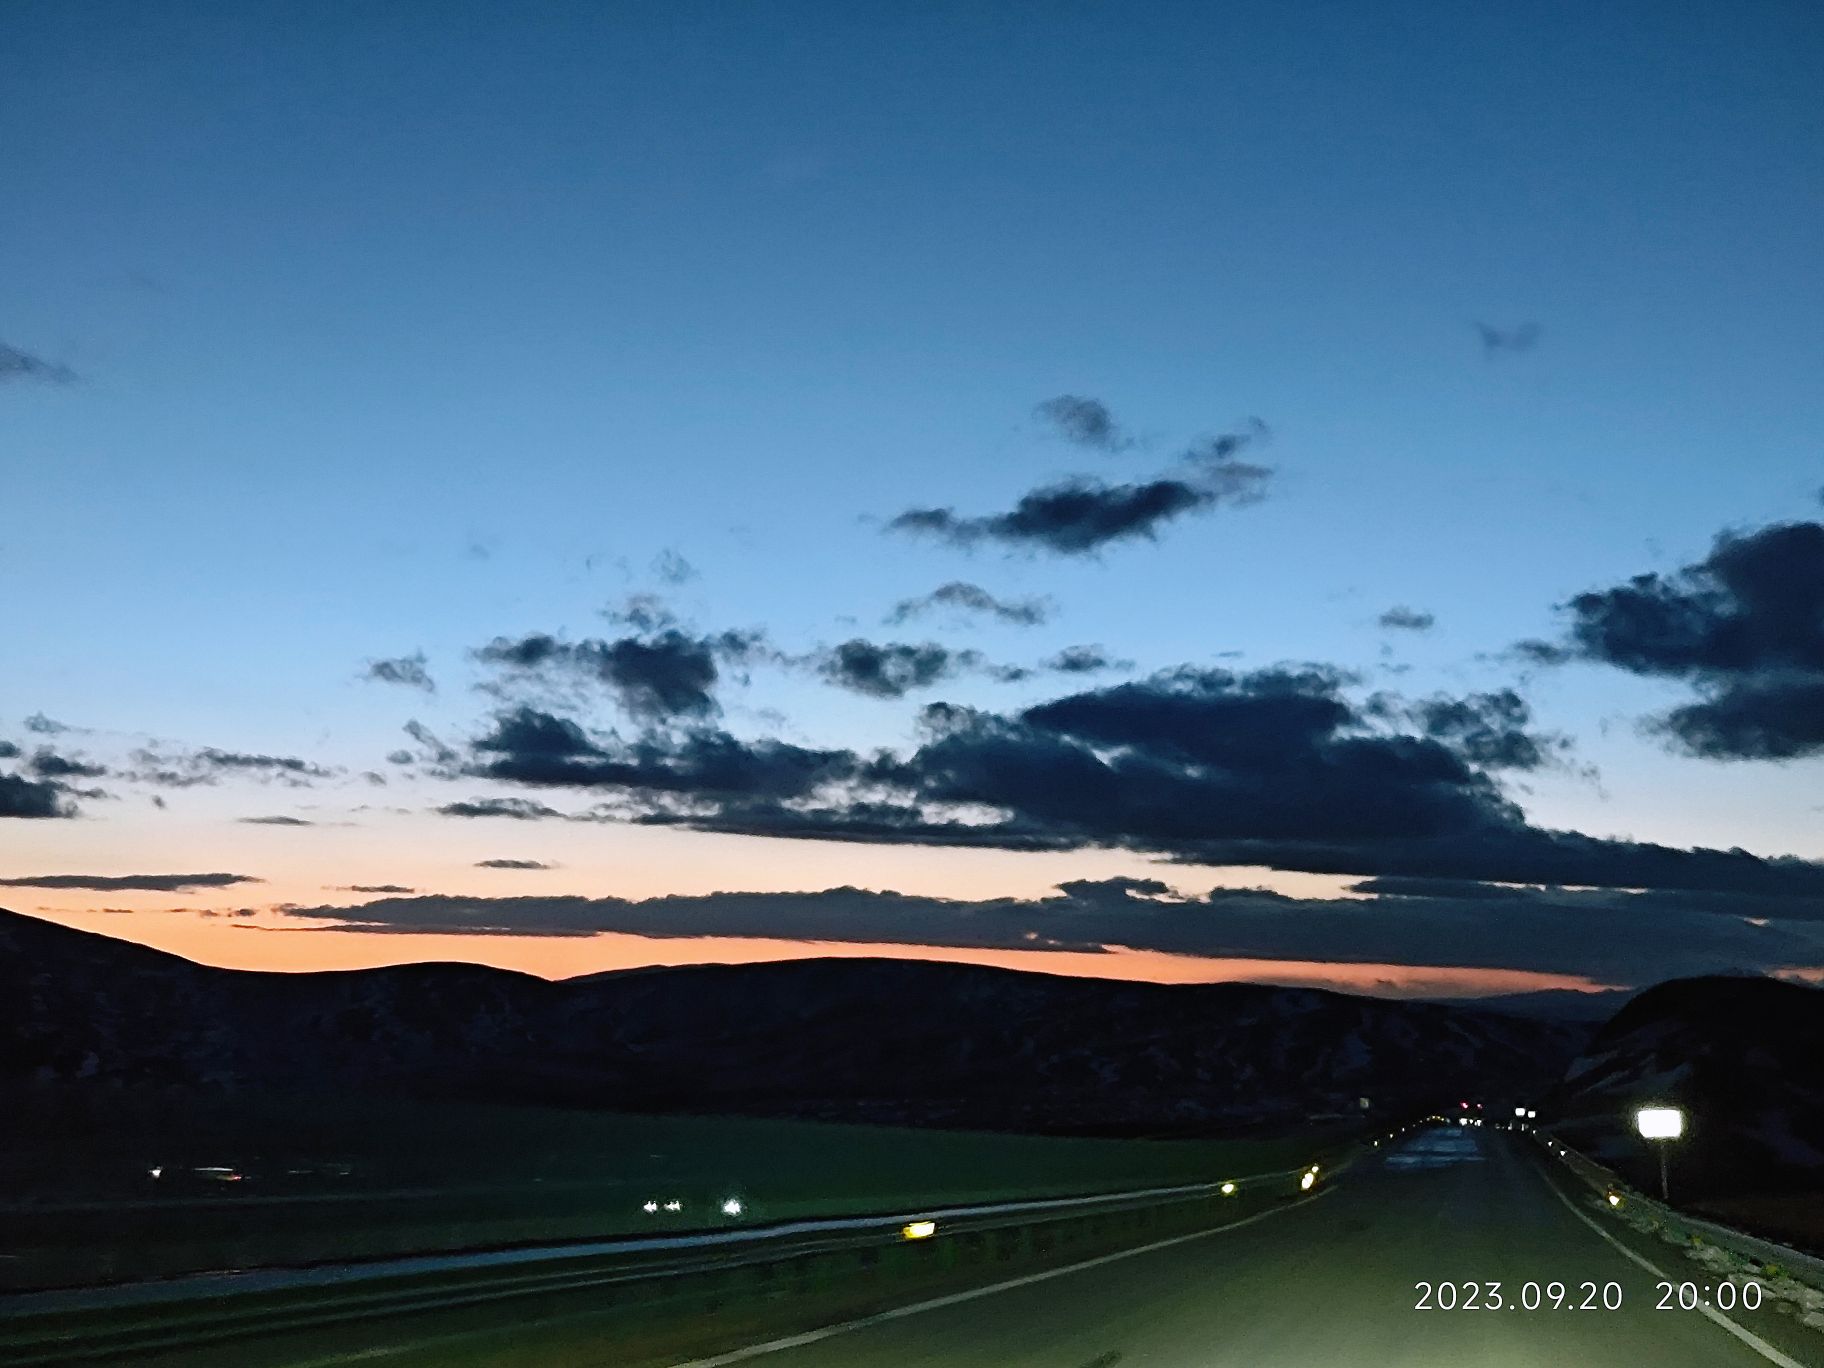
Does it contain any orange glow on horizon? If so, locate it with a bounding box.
[18,906,1626,1000]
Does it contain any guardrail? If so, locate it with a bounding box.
[1534,1130,1824,1297]
[0,1150,1355,1366]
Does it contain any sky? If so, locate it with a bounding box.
[5,0,1824,997]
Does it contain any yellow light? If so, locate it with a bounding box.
[1220,1181,1237,1195]
[1300,1171,1316,1191]
[901,1220,937,1240]
[1607,1193,1622,1207]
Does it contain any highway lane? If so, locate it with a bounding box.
[668,1127,1822,1368]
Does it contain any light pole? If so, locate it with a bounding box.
[1634,1105,1684,1201]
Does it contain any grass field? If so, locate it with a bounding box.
[0,1088,1352,1290]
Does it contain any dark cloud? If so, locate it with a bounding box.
[603,668,1824,899]
[1042,645,1130,675]
[817,640,976,699]
[24,713,70,734]
[0,741,17,758]
[422,647,1824,901]
[1165,830,1824,900]
[466,706,860,801]
[476,633,565,670]
[1545,522,1824,759]
[475,858,554,870]
[887,581,1051,627]
[1475,322,1542,357]
[238,815,314,826]
[127,745,333,788]
[602,594,679,633]
[0,773,76,819]
[0,342,78,385]
[1053,875,1177,904]
[1350,876,1534,902]
[1034,395,1130,451]
[366,653,435,692]
[25,749,107,780]
[334,884,416,894]
[1180,418,1271,465]
[0,872,260,891]
[269,878,1824,985]
[1659,676,1824,761]
[890,476,1251,555]
[1379,606,1436,632]
[437,796,568,820]
[596,634,722,719]
[1411,689,1565,771]
[402,720,460,766]
[476,627,763,722]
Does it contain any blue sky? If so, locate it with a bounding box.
[5,1,1824,991]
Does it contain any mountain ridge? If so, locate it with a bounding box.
[3,905,1586,1135]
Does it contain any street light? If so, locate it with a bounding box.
[1634,1105,1684,1201]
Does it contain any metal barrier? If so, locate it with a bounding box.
[1535,1131,1824,1293]
[0,1152,1351,1365]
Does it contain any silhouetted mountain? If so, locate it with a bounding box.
[2,908,1584,1134]
[1548,974,1824,1199]
[1430,987,1640,1023]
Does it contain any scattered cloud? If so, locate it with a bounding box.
[127,745,333,788]
[1409,689,1568,771]
[0,342,78,386]
[1033,395,1130,452]
[475,858,554,870]
[476,627,765,722]
[891,403,1273,555]
[238,815,315,826]
[887,581,1052,627]
[401,721,460,767]
[24,749,107,780]
[1539,521,1824,760]
[437,796,568,820]
[651,549,698,585]
[24,713,71,734]
[890,475,1246,555]
[817,640,979,699]
[333,884,416,894]
[366,652,435,692]
[602,593,678,633]
[1042,645,1131,675]
[1379,606,1436,632]
[0,872,261,891]
[464,705,859,803]
[1180,418,1271,465]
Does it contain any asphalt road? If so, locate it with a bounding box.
[667,1127,1822,1368]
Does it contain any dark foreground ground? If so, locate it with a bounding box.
[23,1127,1819,1368]
[681,1128,1820,1368]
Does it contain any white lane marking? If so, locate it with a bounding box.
[282,1188,1338,1368]
[1535,1160,1806,1368]
[667,1187,1338,1367]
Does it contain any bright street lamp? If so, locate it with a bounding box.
[1634,1105,1685,1201]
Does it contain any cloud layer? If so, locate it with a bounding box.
[887,581,1051,627]
[428,664,1824,899]
[1541,522,1824,760]
[271,876,1824,987]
